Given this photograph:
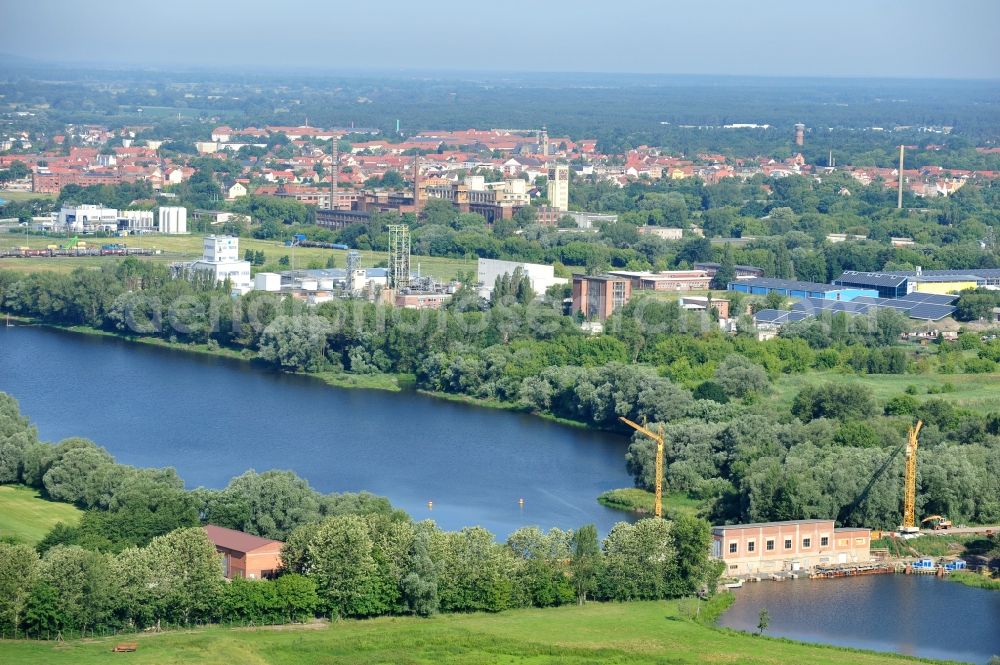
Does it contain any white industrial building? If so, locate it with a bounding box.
[57,204,119,232]
[477,258,567,300]
[120,210,155,232]
[158,206,188,234]
[191,235,252,293]
[565,211,617,229]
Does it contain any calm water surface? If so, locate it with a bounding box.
[718,574,1000,664]
[0,326,633,537]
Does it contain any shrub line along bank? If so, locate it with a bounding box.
[3,262,1000,532]
[0,392,724,640]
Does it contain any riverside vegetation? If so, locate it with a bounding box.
[0,392,724,639]
[1,254,999,530]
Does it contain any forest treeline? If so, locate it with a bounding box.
[0,393,722,638]
[3,66,999,149]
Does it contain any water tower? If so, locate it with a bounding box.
[794,123,805,147]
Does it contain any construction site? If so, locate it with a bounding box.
[621,416,1000,583]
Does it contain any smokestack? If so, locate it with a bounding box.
[413,154,422,214]
[330,139,338,210]
[897,145,905,209]
[795,123,805,147]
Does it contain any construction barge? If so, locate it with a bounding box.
[810,557,967,579]
[810,562,896,578]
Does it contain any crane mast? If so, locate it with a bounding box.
[619,417,665,518]
[900,420,923,534]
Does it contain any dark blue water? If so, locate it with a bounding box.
[0,325,633,537]
[718,574,1000,664]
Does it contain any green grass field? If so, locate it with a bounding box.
[0,599,951,664]
[0,190,55,202]
[0,484,82,545]
[768,369,1000,415]
[0,232,473,280]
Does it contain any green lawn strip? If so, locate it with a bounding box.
[0,600,954,664]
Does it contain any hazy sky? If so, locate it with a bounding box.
[2,0,998,79]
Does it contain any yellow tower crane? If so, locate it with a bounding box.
[619,417,665,518]
[900,420,923,534]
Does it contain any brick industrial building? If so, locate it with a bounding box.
[572,274,632,320]
[608,269,712,292]
[711,519,872,576]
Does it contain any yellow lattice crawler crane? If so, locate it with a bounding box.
[619,417,665,518]
[899,420,923,535]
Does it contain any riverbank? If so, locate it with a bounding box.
[1,324,635,536]
[11,316,629,420]
[597,488,704,517]
[947,571,1000,591]
[6,317,408,393]
[0,598,953,665]
[414,388,599,430]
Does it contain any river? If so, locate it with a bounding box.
[0,325,633,537]
[718,574,1000,664]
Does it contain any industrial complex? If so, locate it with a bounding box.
[733,267,998,328]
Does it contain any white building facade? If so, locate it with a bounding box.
[158,206,188,235]
[477,258,567,300]
[120,210,155,232]
[191,235,252,292]
[547,164,570,212]
[58,204,119,232]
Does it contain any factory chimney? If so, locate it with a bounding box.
[413,154,422,214]
[897,145,905,209]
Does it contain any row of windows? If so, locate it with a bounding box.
[728,536,830,554]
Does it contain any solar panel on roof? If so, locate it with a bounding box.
[753,309,789,323]
[913,293,958,305]
[787,311,811,322]
[834,272,908,288]
[877,301,912,311]
[792,298,870,314]
[908,304,957,321]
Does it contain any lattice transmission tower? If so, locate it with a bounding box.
[387,224,411,289]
